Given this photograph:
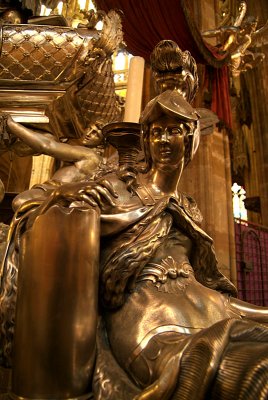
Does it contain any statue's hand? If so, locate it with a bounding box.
[43,179,118,211]
[26,179,118,229]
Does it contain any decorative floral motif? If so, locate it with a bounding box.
[137,256,194,293]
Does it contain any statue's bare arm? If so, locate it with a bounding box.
[202,26,238,39]
[5,116,101,164]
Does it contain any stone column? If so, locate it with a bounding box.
[244,59,268,226]
[29,154,55,188]
[180,128,236,284]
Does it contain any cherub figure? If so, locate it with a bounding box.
[202,2,268,76]
[0,115,113,210]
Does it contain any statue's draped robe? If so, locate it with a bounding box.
[90,191,268,400]
[96,192,268,400]
[1,182,268,399]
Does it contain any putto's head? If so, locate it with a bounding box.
[242,16,258,32]
[81,121,105,151]
[140,90,200,170]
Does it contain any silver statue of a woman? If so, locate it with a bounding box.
[1,42,268,400]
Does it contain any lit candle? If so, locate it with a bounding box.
[40,5,46,15]
[123,56,145,123]
[41,6,52,16]
[79,0,86,10]
[57,1,63,14]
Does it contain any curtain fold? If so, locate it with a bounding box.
[95,0,232,127]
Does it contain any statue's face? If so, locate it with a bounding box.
[149,115,186,170]
[81,123,104,147]
[243,20,257,34]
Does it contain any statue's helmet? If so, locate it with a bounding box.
[140,89,200,167]
[150,40,199,103]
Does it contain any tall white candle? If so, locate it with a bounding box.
[57,1,63,14]
[123,56,145,123]
[79,0,86,10]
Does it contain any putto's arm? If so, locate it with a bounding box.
[3,115,101,164]
[202,26,238,39]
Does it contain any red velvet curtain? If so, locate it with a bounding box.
[96,0,232,127]
[210,66,232,130]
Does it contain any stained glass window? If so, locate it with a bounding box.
[232,182,248,220]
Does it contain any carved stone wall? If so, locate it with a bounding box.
[243,52,268,226]
[0,151,32,192]
[234,0,268,226]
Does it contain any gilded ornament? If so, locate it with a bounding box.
[0,7,267,399]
